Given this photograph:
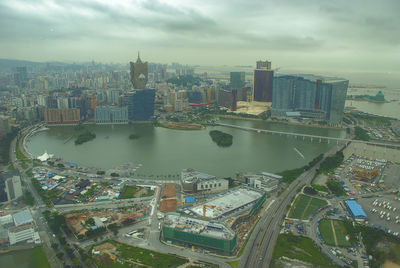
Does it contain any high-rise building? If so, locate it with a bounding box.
[230,72,245,100]
[256,60,271,69]
[218,89,237,110]
[318,80,349,124]
[123,89,155,121]
[44,108,80,124]
[272,75,348,123]
[130,53,148,89]
[94,106,128,124]
[253,60,274,102]
[230,72,245,89]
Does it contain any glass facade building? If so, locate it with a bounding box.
[123,89,155,121]
[272,76,348,123]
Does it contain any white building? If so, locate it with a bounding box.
[5,176,23,201]
[8,223,35,245]
[0,214,13,226]
[197,178,229,193]
[238,172,280,193]
[181,169,228,194]
[13,210,33,227]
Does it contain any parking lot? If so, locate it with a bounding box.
[357,195,400,236]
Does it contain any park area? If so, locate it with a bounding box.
[118,185,154,199]
[288,194,328,220]
[319,219,352,248]
[271,233,336,267]
[92,241,188,268]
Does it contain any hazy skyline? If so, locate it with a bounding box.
[1,0,399,73]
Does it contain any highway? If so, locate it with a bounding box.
[242,144,345,268]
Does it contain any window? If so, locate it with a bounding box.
[219,183,221,187]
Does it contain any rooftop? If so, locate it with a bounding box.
[190,188,262,219]
[181,169,216,183]
[13,210,33,227]
[345,200,367,218]
[163,214,235,240]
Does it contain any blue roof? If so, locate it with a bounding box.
[185,196,195,203]
[345,200,367,218]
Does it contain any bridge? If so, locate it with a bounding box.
[215,123,400,148]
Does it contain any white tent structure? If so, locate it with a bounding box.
[37,151,54,162]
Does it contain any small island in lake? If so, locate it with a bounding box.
[129,133,140,139]
[75,131,96,145]
[209,130,233,147]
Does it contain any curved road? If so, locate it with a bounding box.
[242,144,345,268]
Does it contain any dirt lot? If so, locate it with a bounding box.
[160,199,178,213]
[161,184,176,198]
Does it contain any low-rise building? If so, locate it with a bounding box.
[13,210,33,227]
[181,169,228,194]
[345,200,367,222]
[162,213,237,255]
[5,176,23,201]
[8,223,35,245]
[237,172,281,192]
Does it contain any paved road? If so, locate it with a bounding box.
[10,128,67,267]
[243,144,346,268]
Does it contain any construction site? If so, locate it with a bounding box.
[159,184,178,213]
[162,213,237,255]
[65,206,147,236]
[161,186,267,255]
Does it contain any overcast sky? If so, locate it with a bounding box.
[0,0,399,72]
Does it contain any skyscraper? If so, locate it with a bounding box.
[318,80,349,124]
[253,60,274,102]
[130,52,148,89]
[230,72,245,100]
[272,76,348,124]
[123,89,155,121]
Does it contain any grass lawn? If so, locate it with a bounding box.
[102,241,188,268]
[31,246,51,268]
[333,220,352,248]
[289,194,311,219]
[118,186,137,199]
[227,260,239,268]
[319,219,336,246]
[289,195,327,220]
[271,234,336,267]
[303,197,327,219]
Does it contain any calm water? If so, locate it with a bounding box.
[26,119,345,177]
[346,87,400,119]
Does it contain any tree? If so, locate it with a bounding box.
[303,186,317,195]
[51,243,59,250]
[72,258,79,266]
[56,252,64,259]
[85,217,95,226]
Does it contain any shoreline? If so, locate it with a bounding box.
[216,114,345,130]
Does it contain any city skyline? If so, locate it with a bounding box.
[0,0,399,73]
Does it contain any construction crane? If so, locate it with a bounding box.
[203,203,216,219]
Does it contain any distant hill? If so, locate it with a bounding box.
[0,58,127,73]
[0,58,44,72]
